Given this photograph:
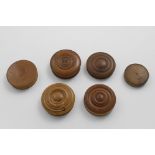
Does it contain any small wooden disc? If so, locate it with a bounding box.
[7,60,38,90]
[41,83,75,116]
[84,84,116,116]
[124,64,149,87]
[86,52,116,79]
[50,49,81,79]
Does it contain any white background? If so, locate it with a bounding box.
[0,26,155,129]
[0,0,155,155]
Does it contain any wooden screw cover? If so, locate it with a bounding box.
[50,49,81,79]
[84,84,116,116]
[86,52,116,79]
[41,83,75,116]
[124,64,149,87]
[6,60,38,90]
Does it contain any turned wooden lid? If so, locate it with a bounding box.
[124,64,149,87]
[50,49,81,79]
[41,83,75,116]
[6,60,38,90]
[84,84,116,116]
[86,52,116,79]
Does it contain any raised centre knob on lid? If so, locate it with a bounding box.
[96,93,104,102]
[96,59,107,69]
[52,91,64,102]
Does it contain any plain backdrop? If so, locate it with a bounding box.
[0,26,155,129]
